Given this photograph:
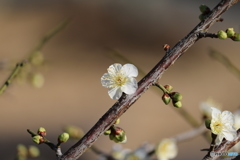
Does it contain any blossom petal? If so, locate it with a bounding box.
[215,134,224,145]
[221,111,234,125]
[122,64,138,77]
[121,77,137,94]
[107,63,122,75]
[101,73,112,87]
[108,87,122,99]
[222,128,237,141]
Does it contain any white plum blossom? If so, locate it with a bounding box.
[101,63,138,99]
[155,138,178,160]
[210,107,237,145]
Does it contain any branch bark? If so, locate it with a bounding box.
[202,129,240,160]
[60,0,239,159]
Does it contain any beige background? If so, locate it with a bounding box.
[0,0,240,159]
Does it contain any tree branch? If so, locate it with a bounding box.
[202,129,240,160]
[60,0,239,159]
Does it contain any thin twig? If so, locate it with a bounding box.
[0,19,69,95]
[60,1,239,159]
[209,49,240,80]
[198,32,218,38]
[27,129,63,158]
[173,124,207,143]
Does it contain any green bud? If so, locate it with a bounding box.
[37,127,46,136]
[164,85,173,92]
[114,134,127,143]
[104,130,111,135]
[231,33,240,41]
[199,4,210,14]
[205,119,211,130]
[32,135,43,144]
[162,93,171,105]
[170,92,183,101]
[31,73,45,88]
[64,125,84,139]
[28,145,40,158]
[29,51,44,66]
[226,28,235,38]
[17,144,28,157]
[110,127,127,143]
[199,14,205,21]
[109,134,115,141]
[114,118,120,125]
[58,132,70,143]
[217,30,228,39]
[173,101,182,108]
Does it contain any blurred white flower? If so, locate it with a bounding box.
[155,138,178,160]
[200,98,221,119]
[210,107,237,145]
[101,63,138,99]
[234,109,240,130]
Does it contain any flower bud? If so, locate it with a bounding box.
[170,92,183,101]
[199,4,210,14]
[64,125,84,139]
[58,132,69,143]
[173,101,182,108]
[37,127,46,136]
[31,73,45,88]
[162,93,171,105]
[114,134,127,143]
[17,144,28,157]
[32,135,44,144]
[104,129,111,135]
[231,33,240,41]
[28,145,40,158]
[164,85,173,92]
[114,118,120,125]
[217,30,228,39]
[163,44,170,51]
[199,14,205,21]
[29,51,44,66]
[110,127,127,143]
[205,119,211,130]
[226,28,235,38]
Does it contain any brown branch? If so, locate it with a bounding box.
[202,129,240,160]
[60,0,239,159]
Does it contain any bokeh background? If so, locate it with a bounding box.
[0,0,240,159]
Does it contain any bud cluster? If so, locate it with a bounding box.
[104,118,127,143]
[199,4,211,21]
[162,85,183,108]
[31,127,47,144]
[217,28,240,41]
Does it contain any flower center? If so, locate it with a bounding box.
[114,75,127,86]
[212,121,223,134]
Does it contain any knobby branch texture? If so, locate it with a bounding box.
[60,0,239,159]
